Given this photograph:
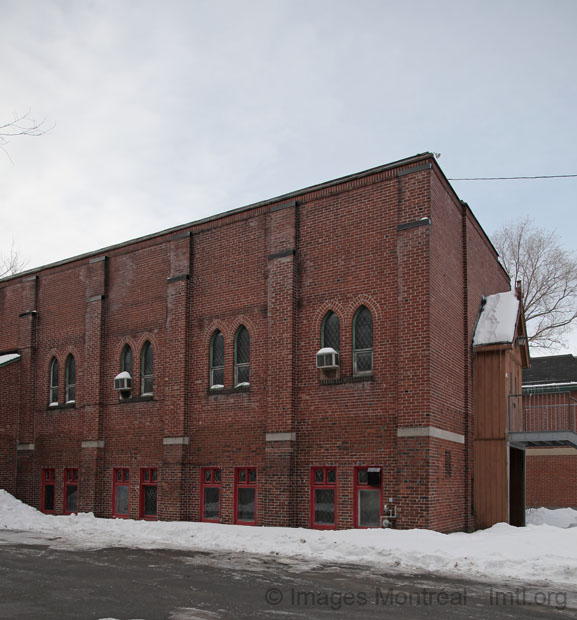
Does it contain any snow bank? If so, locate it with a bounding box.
[0,490,53,529]
[1,490,577,587]
[526,507,577,528]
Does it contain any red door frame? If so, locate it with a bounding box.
[234,467,257,525]
[41,468,56,514]
[353,465,382,528]
[63,468,79,514]
[310,466,338,530]
[112,468,130,518]
[139,467,158,520]
[200,467,222,523]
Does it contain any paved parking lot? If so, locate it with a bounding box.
[0,537,575,619]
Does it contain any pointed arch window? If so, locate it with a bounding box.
[210,331,224,388]
[234,326,250,386]
[141,341,154,395]
[49,358,59,405]
[65,354,76,403]
[121,344,133,376]
[353,306,373,375]
[321,311,340,351]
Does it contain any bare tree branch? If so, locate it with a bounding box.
[0,241,28,279]
[493,217,577,351]
[0,110,53,160]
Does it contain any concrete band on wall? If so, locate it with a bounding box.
[397,426,465,444]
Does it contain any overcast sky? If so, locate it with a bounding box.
[1,0,576,350]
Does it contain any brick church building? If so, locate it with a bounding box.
[0,152,530,532]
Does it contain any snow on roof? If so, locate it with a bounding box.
[0,353,20,367]
[524,382,577,389]
[473,291,520,347]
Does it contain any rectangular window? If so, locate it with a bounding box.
[235,467,257,525]
[311,467,337,529]
[113,468,130,518]
[63,468,79,514]
[354,466,382,528]
[201,467,222,522]
[42,468,56,514]
[140,468,158,520]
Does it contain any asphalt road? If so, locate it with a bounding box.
[0,535,575,619]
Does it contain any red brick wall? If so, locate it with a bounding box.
[0,155,512,532]
[526,450,577,509]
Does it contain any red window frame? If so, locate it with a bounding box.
[353,466,383,528]
[63,468,79,515]
[200,467,222,523]
[41,468,56,514]
[234,467,257,525]
[310,466,337,530]
[112,468,130,518]
[139,467,158,520]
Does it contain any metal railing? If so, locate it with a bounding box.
[508,391,577,433]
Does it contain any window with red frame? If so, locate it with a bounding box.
[354,466,382,528]
[63,468,79,514]
[201,467,221,522]
[235,467,257,524]
[311,467,337,529]
[113,468,130,518]
[140,468,158,519]
[42,468,56,513]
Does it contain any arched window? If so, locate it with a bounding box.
[234,326,250,386]
[65,354,76,403]
[353,306,373,375]
[210,330,224,388]
[49,358,59,405]
[121,344,133,376]
[141,341,154,395]
[321,311,340,351]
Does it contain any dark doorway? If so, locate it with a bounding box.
[509,446,526,526]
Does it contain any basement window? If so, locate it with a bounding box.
[140,468,158,520]
[354,466,382,528]
[201,467,222,522]
[235,467,257,525]
[311,467,337,529]
[113,468,130,518]
[63,468,79,514]
[42,468,56,514]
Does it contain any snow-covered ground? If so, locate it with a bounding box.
[1,490,576,587]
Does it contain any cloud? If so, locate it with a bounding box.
[0,0,576,274]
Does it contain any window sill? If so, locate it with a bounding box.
[119,395,154,403]
[47,402,76,410]
[207,385,251,395]
[320,374,374,386]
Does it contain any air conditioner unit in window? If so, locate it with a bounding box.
[114,371,132,390]
[316,347,340,369]
[114,371,132,399]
